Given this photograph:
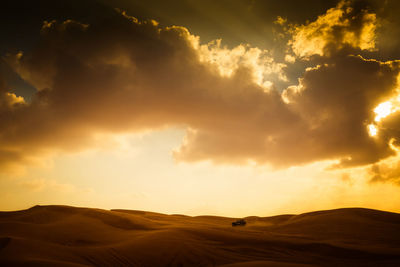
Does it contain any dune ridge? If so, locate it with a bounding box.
[1,205,400,266]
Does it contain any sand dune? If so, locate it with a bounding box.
[1,206,400,266]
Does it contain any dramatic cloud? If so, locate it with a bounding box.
[288,0,377,59]
[2,1,400,172]
[196,39,287,88]
[1,11,293,168]
[283,56,400,167]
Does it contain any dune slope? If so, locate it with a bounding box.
[1,206,400,266]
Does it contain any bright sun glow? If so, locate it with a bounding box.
[369,87,400,137]
[374,101,393,122]
[368,124,378,136]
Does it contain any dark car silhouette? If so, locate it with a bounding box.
[232,219,246,226]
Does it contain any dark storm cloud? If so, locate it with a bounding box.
[0,11,296,169]
[283,56,400,167]
[1,0,400,172]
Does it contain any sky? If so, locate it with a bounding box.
[1,0,400,216]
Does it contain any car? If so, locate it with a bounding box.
[232,219,246,226]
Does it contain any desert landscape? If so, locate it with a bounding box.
[1,205,400,266]
[3,0,400,266]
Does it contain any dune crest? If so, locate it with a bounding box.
[1,205,400,266]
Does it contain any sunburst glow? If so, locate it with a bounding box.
[368,124,378,137]
[374,101,393,122]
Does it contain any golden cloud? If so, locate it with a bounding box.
[197,39,287,88]
[289,0,377,59]
[1,6,400,173]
